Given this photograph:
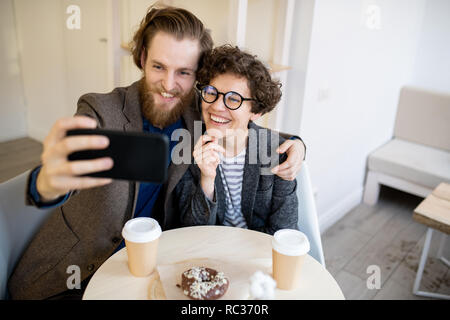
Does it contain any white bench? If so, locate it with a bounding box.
[363,86,450,205]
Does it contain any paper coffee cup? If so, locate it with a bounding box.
[272,229,310,290]
[122,217,162,277]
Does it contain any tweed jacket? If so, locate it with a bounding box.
[175,121,299,235]
[8,80,200,300]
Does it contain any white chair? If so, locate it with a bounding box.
[363,87,450,206]
[296,162,326,267]
[0,171,53,300]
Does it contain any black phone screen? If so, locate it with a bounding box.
[67,129,169,183]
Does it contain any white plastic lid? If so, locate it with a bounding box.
[121,218,162,243]
[272,229,310,256]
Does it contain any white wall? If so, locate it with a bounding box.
[14,0,70,142]
[284,0,427,232]
[62,0,114,115]
[14,0,113,142]
[245,0,278,62]
[410,0,450,93]
[0,0,27,142]
[282,0,315,136]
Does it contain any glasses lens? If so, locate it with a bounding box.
[225,92,242,109]
[201,85,217,103]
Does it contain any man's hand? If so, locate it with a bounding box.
[271,139,306,181]
[36,116,114,202]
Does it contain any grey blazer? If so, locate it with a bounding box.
[175,122,299,235]
[8,80,200,300]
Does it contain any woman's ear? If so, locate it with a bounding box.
[250,113,262,121]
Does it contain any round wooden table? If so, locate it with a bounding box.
[83,226,344,300]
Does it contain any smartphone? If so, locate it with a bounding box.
[67,129,169,183]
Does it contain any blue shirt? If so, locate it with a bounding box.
[29,117,184,252]
[133,117,183,219]
[114,118,183,251]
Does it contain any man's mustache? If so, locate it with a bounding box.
[147,85,181,97]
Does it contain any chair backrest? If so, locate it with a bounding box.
[296,162,325,267]
[0,171,53,299]
[394,86,450,151]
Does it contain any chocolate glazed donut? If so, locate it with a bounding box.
[181,267,229,300]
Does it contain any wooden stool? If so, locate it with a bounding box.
[413,182,450,299]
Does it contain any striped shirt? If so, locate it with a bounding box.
[218,149,248,229]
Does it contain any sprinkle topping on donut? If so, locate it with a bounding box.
[181,267,229,300]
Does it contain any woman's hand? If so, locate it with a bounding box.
[193,135,225,199]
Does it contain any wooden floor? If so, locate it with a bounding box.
[322,186,450,299]
[0,137,42,183]
[1,137,449,299]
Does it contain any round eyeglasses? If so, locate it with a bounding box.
[198,84,258,110]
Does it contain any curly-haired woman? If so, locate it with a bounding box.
[174,45,299,235]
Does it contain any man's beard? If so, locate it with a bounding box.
[138,77,194,128]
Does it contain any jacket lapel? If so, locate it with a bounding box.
[163,94,202,226]
[122,80,143,133]
[121,80,144,216]
[214,168,227,224]
[241,126,260,226]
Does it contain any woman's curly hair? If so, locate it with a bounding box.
[196,45,282,115]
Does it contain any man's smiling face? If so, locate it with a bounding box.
[140,31,201,128]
